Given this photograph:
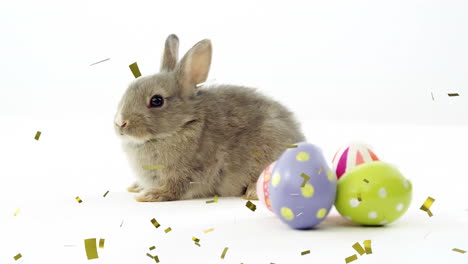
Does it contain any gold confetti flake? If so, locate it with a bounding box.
[352,242,365,255]
[149,246,156,251]
[221,247,229,259]
[357,193,362,202]
[246,200,257,211]
[90,58,110,66]
[164,227,172,233]
[129,62,142,78]
[204,228,214,233]
[301,250,310,255]
[420,197,435,217]
[13,253,22,260]
[300,173,310,187]
[318,166,323,174]
[103,190,109,197]
[14,208,20,216]
[192,237,200,243]
[252,152,261,156]
[345,254,358,263]
[75,196,82,203]
[363,179,369,183]
[206,195,218,204]
[99,238,105,249]
[287,145,298,148]
[151,218,160,228]
[142,165,165,170]
[84,238,99,260]
[452,248,466,254]
[195,242,201,247]
[448,93,460,97]
[34,131,41,140]
[363,240,372,254]
[146,253,154,259]
[154,255,160,263]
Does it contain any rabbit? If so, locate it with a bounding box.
[114,34,305,202]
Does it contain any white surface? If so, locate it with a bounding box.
[0,119,468,263]
[1,0,468,262]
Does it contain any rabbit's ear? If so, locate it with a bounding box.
[160,34,179,72]
[176,39,212,97]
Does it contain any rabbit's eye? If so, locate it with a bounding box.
[149,95,164,108]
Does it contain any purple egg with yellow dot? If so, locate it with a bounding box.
[269,142,337,229]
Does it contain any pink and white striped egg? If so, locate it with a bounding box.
[256,161,276,212]
[332,143,380,180]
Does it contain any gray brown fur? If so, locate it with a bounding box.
[114,34,305,202]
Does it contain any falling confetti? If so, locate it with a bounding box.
[120,220,124,227]
[192,237,200,243]
[14,208,20,216]
[103,190,109,197]
[221,247,229,259]
[357,193,362,202]
[129,62,142,78]
[352,242,365,255]
[154,255,160,263]
[99,238,105,249]
[90,58,110,66]
[452,248,466,254]
[164,227,172,233]
[287,145,298,148]
[142,165,165,170]
[300,173,310,187]
[431,92,435,101]
[149,246,156,250]
[420,197,435,217]
[84,238,99,260]
[75,196,83,203]
[363,240,372,254]
[448,93,460,97]
[245,200,257,212]
[345,254,358,263]
[151,218,161,228]
[296,212,303,217]
[363,179,369,183]
[147,253,154,259]
[204,228,214,233]
[252,152,261,156]
[34,131,41,140]
[301,250,310,256]
[318,166,323,174]
[13,253,22,261]
[195,242,201,247]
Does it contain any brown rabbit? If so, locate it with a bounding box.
[114,34,305,202]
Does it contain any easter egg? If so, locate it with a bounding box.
[332,143,380,180]
[269,142,337,229]
[256,161,276,212]
[335,161,412,225]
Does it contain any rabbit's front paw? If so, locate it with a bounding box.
[135,188,176,202]
[127,182,142,193]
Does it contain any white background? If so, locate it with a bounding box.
[0,0,467,263]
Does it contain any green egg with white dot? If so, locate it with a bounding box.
[335,161,412,226]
